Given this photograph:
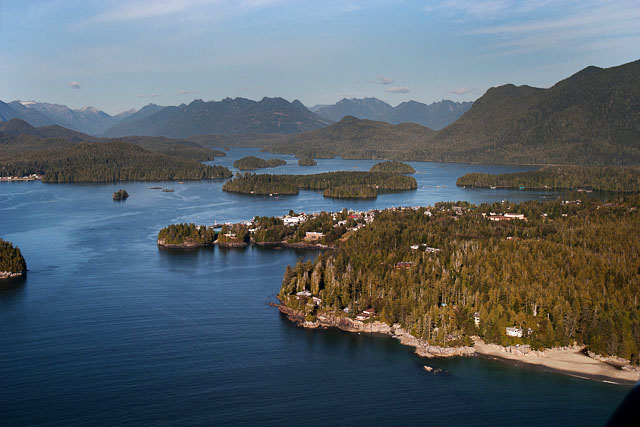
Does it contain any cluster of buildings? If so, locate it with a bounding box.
[483,212,527,221]
[356,308,376,321]
[0,174,41,182]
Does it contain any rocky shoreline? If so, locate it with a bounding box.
[254,240,334,250]
[156,238,211,249]
[277,302,640,384]
[0,270,24,280]
[157,239,331,250]
[277,303,475,358]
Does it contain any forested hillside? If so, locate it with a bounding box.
[457,166,640,192]
[267,60,640,166]
[0,141,232,182]
[0,239,27,276]
[279,197,640,362]
[222,171,417,197]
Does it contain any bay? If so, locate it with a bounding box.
[0,149,627,425]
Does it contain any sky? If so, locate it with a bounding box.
[1,0,639,114]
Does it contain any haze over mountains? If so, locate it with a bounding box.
[1,96,471,137]
[269,59,640,166]
[311,98,472,130]
[2,59,638,167]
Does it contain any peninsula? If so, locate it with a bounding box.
[456,166,640,192]
[276,196,640,384]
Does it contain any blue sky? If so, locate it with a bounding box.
[1,0,639,114]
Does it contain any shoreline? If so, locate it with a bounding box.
[277,304,475,359]
[277,303,640,386]
[473,338,639,386]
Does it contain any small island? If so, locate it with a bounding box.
[456,165,640,192]
[370,160,416,174]
[298,157,317,166]
[0,238,27,280]
[222,171,417,198]
[112,189,129,200]
[233,156,287,171]
[157,223,216,248]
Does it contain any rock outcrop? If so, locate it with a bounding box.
[278,304,475,358]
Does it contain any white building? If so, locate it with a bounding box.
[283,215,305,226]
[506,327,523,338]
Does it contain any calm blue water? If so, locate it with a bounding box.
[0,150,628,425]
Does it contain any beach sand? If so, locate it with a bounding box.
[473,337,640,386]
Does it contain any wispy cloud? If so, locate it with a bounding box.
[68,81,80,89]
[450,87,472,95]
[442,0,640,57]
[94,0,219,22]
[369,75,394,85]
[137,93,159,98]
[93,0,290,22]
[178,89,193,95]
[385,86,409,94]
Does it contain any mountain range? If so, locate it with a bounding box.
[267,59,640,166]
[1,96,472,137]
[102,97,332,138]
[310,98,472,130]
[0,100,140,135]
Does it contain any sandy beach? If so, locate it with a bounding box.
[473,337,640,386]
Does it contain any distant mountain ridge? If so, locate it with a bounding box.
[102,97,332,138]
[0,100,162,135]
[311,98,472,130]
[9,101,121,135]
[268,59,640,166]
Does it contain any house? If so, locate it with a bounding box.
[506,327,523,337]
[474,312,480,327]
[356,309,376,321]
[283,215,305,226]
[503,213,526,220]
[305,231,324,241]
[395,261,415,269]
[296,290,312,299]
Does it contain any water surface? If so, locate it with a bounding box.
[0,150,626,425]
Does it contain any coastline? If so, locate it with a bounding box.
[0,271,24,280]
[277,303,640,386]
[473,338,640,386]
[277,304,475,358]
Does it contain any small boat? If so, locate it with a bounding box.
[162,189,174,192]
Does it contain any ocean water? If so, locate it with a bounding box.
[0,150,628,425]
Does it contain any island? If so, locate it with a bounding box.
[456,165,640,192]
[157,223,216,248]
[112,189,129,200]
[0,238,27,280]
[297,157,317,166]
[276,195,640,383]
[233,156,286,171]
[370,160,415,174]
[222,171,417,198]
